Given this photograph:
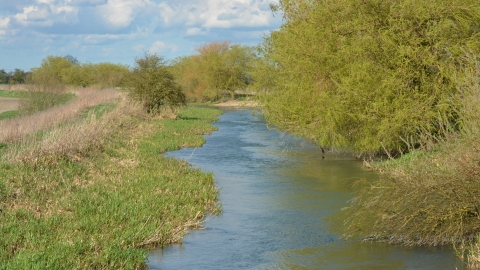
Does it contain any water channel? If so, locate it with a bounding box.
[147,108,465,270]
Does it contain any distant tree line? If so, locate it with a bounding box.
[0,69,28,84]
[28,55,129,90]
[171,41,256,101]
[9,54,187,114]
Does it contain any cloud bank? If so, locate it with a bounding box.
[0,0,281,70]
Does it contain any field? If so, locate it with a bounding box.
[0,97,20,114]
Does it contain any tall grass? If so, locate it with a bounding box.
[0,84,29,91]
[0,93,222,268]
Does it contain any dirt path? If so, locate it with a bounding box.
[212,100,259,108]
[0,97,21,114]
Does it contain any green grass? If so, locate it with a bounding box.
[79,103,117,119]
[21,92,76,115]
[0,110,19,120]
[147,107,220,153]
[0,106,222,269]
[0,90,30,98]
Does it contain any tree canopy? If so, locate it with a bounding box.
[254,0,480,154]
[171,41,256,101]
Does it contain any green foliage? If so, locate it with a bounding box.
[64,62,129,88]
[29,56,73,90]
[0,70,8,84]
[0,69,28,85]
[0,111,19,120]
[19,92,76,115]
[340,54,480,259]
[255,0,480,154]
[28,55,128,89]
[171,41,256,101]
[11,69,27,84]
[0,90,29,98]
[128,53,186,113]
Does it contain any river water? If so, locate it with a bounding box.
[147,108,465,270]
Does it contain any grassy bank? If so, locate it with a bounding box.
[0,94,222,268]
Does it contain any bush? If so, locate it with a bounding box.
[128,53,186,113]
[20,56,75,114]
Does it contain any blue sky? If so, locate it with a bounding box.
[0,0,282,71]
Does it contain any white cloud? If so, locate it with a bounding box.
[97,0,155,29]
[13,2,78,27]
[36,0,54,4]
[132,43,145,52]
[158,2,176,26]
[149,40,178,54]
[0,17,10,28]
[157,0,279,29]
[185,27,206,36]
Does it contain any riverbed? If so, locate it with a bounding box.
[147,108,465,269]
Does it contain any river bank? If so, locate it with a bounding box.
[0,92,222,269]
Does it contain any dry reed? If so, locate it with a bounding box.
[0,84,29,91]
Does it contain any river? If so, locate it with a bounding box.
[147,108,465,270]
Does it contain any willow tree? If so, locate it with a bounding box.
[255,0,480,154]
[172,41,255,101]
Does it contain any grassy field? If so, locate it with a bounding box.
[0,90,222,269]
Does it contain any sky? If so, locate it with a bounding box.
[0,0,282,72]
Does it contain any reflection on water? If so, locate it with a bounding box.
[147,108,465,270]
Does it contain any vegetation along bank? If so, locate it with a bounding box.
[252,0,480,268]
[0,54,222,269]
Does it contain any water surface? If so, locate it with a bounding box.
[147,108,465,270]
